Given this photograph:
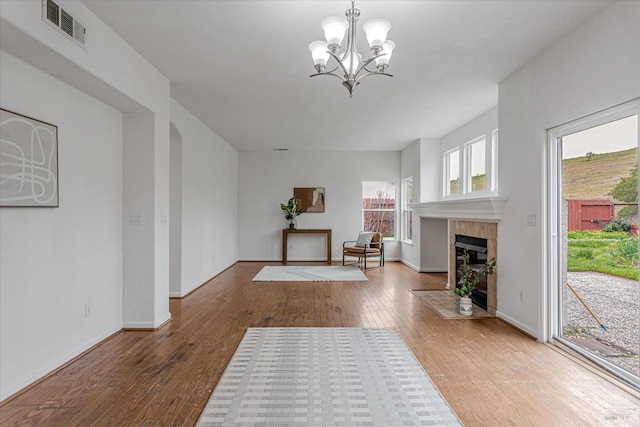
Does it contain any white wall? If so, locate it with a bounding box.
[419,138,441,203]
[170,100,239,296]
[238,151,400,261]
[0,51,123,400]
[1,0,172,331]
[498,1,640,338]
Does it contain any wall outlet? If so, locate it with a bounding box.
[84,303,91,317]
[519,290,524,302]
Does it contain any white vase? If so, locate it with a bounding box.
[459,296,473,316]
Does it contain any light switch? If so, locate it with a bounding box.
[526,213,536,226]
[129,213,143,225]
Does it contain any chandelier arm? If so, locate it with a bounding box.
[309,72,347,82]
[353,56,378,77]
[355,71,393,82]
[356,53,387,75]
[327,50,350,79]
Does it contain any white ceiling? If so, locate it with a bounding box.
[82,0,613,151]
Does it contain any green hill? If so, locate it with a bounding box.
[563,148,637,200]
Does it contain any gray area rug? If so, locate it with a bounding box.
[196,327,462,426]
[252,265,368,282]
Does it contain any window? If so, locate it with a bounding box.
[362,181,396,238]
[444,149,460,196]
[465,136,486,193]
[443,131,497,198]
[401,177,413,242]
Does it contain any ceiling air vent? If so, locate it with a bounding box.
[42,0,86,48]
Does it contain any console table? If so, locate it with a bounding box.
[282,229,332,263]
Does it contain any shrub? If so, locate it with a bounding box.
[602,218,631,232]
[610,237,639,266]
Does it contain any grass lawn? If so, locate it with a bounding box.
[567,230,639,280]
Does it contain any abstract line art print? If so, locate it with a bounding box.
[0,108,59,207]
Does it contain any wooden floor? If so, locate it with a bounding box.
[2,262,638,426]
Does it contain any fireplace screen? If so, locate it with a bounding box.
[455,234,489,310]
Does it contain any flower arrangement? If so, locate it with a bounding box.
[454,248,496,298]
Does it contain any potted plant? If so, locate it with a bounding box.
[454,248,496,315]
[280,197,304,229]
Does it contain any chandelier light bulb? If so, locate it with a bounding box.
[321,16,348,51]
[374,40,396,71]
[363,19,391,54]
[341,52,363,75]
[309,41,330,71]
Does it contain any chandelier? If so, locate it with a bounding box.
[308,0,395,97]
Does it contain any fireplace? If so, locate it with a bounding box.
[409,199,503,316]
[454,234,489,310]
[448,220,497,315]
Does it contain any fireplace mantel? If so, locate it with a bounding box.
[410,197,507,221]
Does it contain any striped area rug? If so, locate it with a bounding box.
[196,327,462,426]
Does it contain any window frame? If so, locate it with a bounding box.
[401,177,413,243]
[443,148,461,197]
[464,135,487,194]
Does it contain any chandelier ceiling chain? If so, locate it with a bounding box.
[308,0,395,97]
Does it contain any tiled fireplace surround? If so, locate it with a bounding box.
[411,197,507,316]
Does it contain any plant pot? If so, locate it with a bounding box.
[288,218,297,229]
[459,296,473,316]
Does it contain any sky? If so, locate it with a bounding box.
[363,181,396,199]
[562,115,638,159]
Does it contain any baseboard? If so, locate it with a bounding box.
[0,326,122,404]
[123,312,171,331]
[171,261,239,298]
[399,259,419,271]
[496,310,538,339]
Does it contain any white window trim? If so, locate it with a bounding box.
[490,129,499,193]
[464,135,487,195]
[401,177,413,243]
[442,132,499,200]
[443,148,461,198]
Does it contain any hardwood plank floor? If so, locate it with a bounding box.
[1,262,638,426]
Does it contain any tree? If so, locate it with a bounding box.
[609,165,638,220]
[363,190,394,237]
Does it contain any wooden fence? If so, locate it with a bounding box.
[567,200,614,231]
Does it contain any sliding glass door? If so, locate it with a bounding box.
[548,101,639,389]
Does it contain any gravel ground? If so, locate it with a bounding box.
[564,272,639,376]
